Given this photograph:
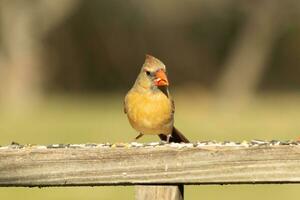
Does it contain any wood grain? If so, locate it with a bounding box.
[0,142,300,187]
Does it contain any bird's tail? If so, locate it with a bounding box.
[159,127,190,143]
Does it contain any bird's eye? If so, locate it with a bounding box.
[145,71,151,76]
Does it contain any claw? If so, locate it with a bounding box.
[166,134,172,143]
[135,133,143,140]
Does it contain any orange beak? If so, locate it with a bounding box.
[154,69,169,86]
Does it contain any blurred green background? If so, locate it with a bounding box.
[1,0,300,199]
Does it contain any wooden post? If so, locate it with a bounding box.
[136,185,183,200]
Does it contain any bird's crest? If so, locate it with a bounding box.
[143,54,166,70]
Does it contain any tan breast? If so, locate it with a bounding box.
[125,90,174,135]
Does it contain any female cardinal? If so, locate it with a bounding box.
[124,55,189,143]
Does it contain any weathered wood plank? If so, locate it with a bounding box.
[0,141,300,187]
[135,185,183,200]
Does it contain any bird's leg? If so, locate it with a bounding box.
[166,134,172,143]
[135,133,143,140]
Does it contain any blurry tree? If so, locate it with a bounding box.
[0,0,79,111]
[47,0,239,92]
[1,0,298,99]
[216,0,300,107]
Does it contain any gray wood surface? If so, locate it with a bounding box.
[0,141,300,187]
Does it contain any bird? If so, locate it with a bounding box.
[124,54,189,143]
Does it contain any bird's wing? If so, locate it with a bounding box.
[171,98,175,114]
[124,91,130,114]
[124,101,127,114]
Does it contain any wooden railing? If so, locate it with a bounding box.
[1,141,300,199]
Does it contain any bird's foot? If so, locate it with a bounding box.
[135,133,143,140]
[166,134,172,143]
